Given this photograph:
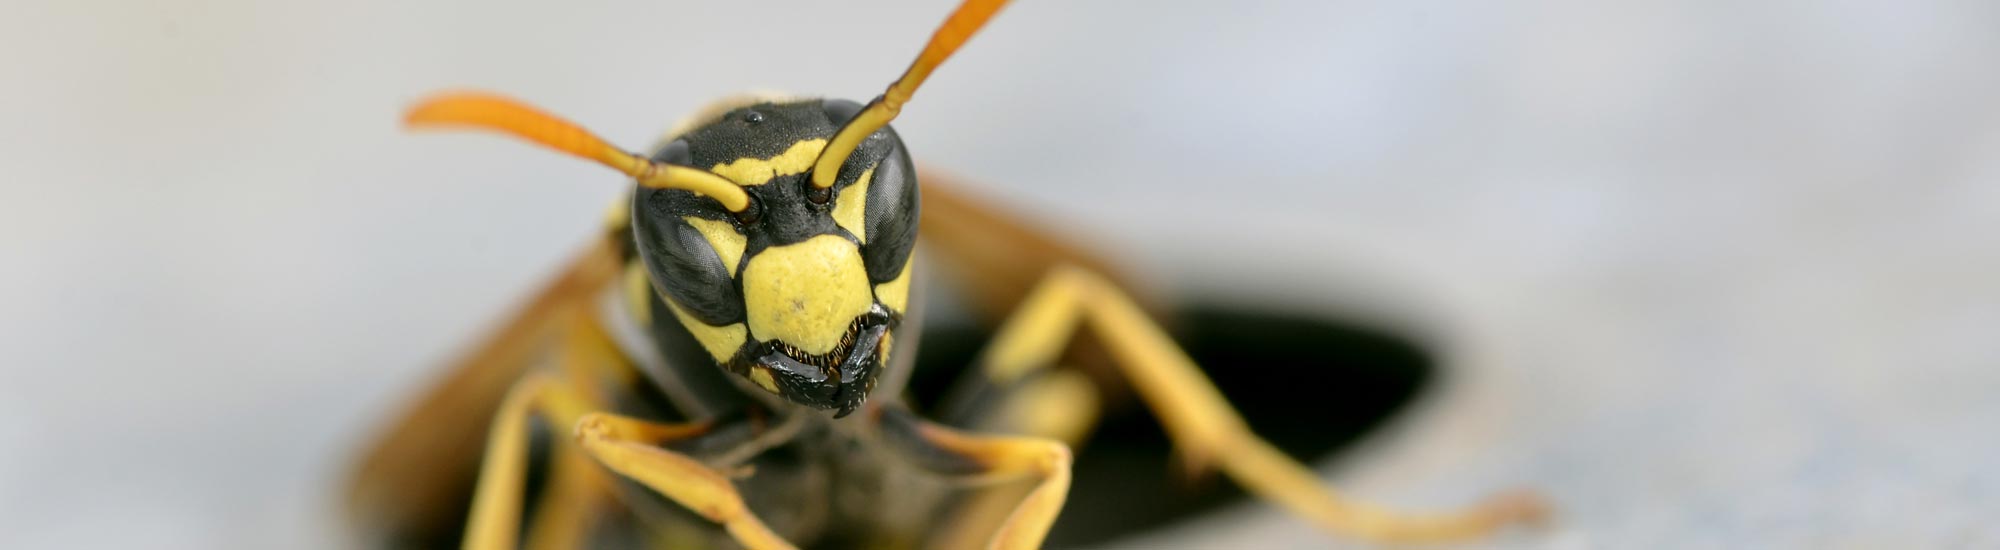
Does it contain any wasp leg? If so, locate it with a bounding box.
[519,446,607,550]
[522,306,644,550]
[347,231,624,541]
[462,306,636,550]
[460,372,599,550]
[979,265,1549,544]
[878,407,1073,550]
[573,412,795,550]
[924,371,1099,550]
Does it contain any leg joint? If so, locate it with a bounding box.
[1036,441,1073,476]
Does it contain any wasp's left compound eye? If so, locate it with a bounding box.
[817,99,918,283]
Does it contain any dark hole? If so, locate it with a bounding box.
[905,303,1434,546]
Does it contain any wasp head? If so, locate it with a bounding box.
[631,98,918,417]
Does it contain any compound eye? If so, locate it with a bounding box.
[857,143,917,283]
[633,141,748,326]
[635,212,746,326]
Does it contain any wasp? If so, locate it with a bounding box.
[345,0,1547,547]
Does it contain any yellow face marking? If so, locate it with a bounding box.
[874,254,914,315]
[742,234,873,356]
[831,167,874,242]
[663,299,748,362]
[682,216,747,276]
[747,367,780,394]
[623,261,654,327]
[709,139,827,186]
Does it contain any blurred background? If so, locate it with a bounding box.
[5,0,1999,547]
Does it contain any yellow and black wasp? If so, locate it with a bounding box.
[345,0,1548,548]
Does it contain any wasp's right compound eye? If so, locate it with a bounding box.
[633,207,746,326]
[632,139,750,326]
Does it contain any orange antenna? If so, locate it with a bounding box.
[810,0,1012,191]
[407,92,752,212]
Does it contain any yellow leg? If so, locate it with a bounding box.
[462,307,638,550]
[980,265,1549,544]
[929,371,1100,550]
[462,305,799,550]
[573,412,796,550]
[878,408,1072,550]
[345,236,622,541]
[461,373,598,550]
[521,441,609,550]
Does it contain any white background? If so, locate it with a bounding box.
[4,0,1998,547]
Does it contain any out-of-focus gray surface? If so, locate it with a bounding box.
[4,0,1998,548]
